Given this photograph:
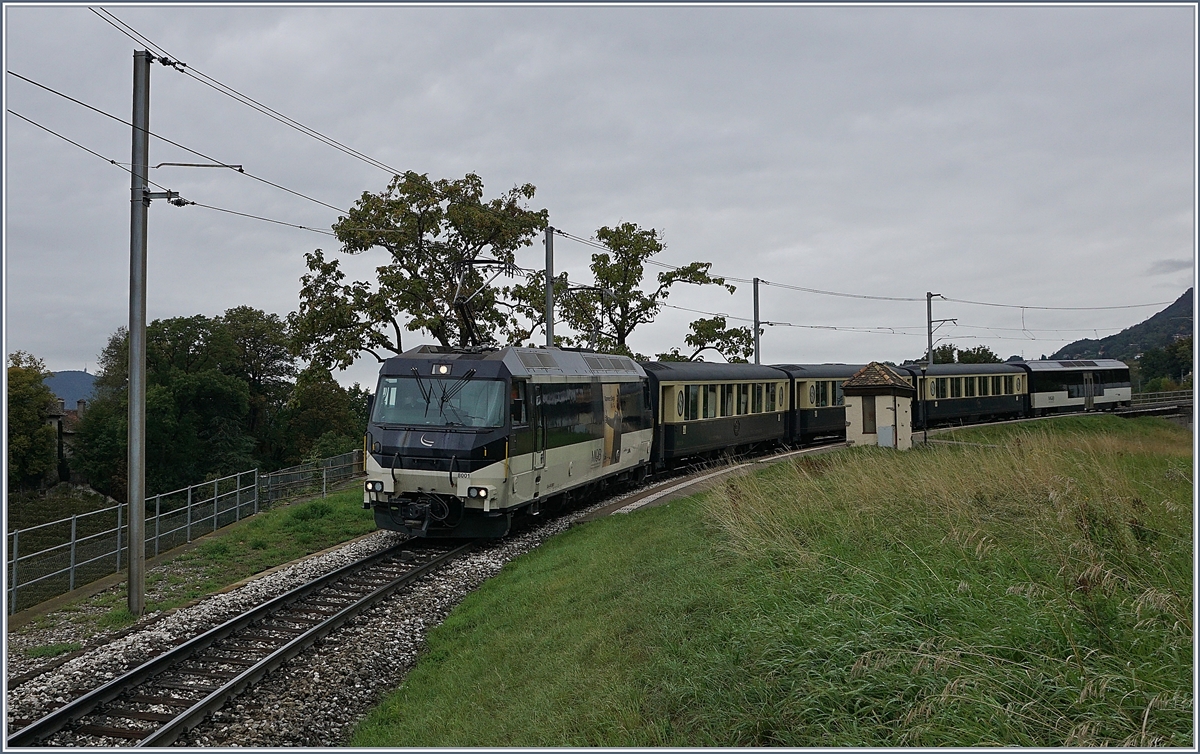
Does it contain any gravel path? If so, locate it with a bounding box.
[5,489,645,746]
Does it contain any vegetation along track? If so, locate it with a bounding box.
[7,539,474,747]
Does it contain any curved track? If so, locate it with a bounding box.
[7,540,474,747]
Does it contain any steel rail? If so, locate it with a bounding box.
[7,539,474,747]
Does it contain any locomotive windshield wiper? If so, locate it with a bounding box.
[435,368,477,421]
[410,367,435,418]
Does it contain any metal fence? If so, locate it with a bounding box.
[1131,390,1193,405]
[6,449,365,615]
[259,450,363,504]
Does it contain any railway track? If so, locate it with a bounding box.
[7,539,474,747]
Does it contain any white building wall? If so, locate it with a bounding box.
[845,392,912,450]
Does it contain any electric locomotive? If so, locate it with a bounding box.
[363,345,653,538]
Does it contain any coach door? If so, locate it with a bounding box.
[1083,372,1095,410]
[533,384,547,471]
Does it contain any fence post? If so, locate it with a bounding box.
[10,530,19,615]
[254,469,259,515]
[236,472,242,520]
[214,479,219,532]
[323,467,328,497]
[116,504,122,573]
[70,515,78,591]
[154,494,161,558]
[187,486,192,543]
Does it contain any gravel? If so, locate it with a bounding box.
[5,487,651,747]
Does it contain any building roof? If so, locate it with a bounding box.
[841,362,916,394]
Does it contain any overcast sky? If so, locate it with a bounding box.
[4,3,1195,389]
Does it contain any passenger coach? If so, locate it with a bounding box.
[640,361,790,467]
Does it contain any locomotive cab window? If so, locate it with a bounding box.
[373,376,506,428]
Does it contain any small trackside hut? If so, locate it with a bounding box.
[842,362,916,450]
[363,346,653,538]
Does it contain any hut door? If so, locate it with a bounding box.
[862,395,877,435]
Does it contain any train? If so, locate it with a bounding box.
[361,345,1131,538]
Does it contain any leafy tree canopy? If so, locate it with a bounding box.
[656,316,755,363]
[557,223,735,359]
[7,351,57,488]
[956,345,1002,364]
[291,172,548,368]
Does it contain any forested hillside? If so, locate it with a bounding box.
[1051,288,1192,360]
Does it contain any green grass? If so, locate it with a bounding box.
[11,489,377,637]
[25,642,82,659]
[350,416,1193,747]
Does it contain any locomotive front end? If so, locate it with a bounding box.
[363,349,516,538]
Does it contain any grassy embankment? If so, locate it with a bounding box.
[12,488,377,651]
[352,416,1193,747]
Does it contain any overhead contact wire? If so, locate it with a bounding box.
[7,70,349,214]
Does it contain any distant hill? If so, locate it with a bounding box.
[44,370,97,405]
[1050,288,1193,361]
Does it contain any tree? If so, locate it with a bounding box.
[655,316,756,362]
[220,307,296,467]
[1139,336,1192,384]
[73,317,259,498]
[285,366,362,462]
[557,223,735,358]
[291,172,548,368]
[7,352,57,488]
[921,343,957,364]
[956,345,1002,364]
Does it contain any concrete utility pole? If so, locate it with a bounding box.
[127,50,151,617]
[753,277,761,365]
[544,226,554,348]
[926,291,935,369]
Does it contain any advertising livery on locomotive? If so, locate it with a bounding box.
[363,345,1132,538]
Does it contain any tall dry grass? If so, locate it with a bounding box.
[700,421,1193,746]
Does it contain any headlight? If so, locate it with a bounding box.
[467,486,488,498]
[365,480,384,492]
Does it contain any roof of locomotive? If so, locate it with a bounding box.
[638,361,789,381]
[380,345,645,380]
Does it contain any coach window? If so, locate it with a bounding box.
[991,376,1002,395]
[950,378,962,398]
[704,385,717,419]
[721,384,735,416]
[738,384,750,415]
[936,378,948,399]
[1003,376,1014,394]
[752,384,763,413]
[978,376,989,396]
[510,380,527,425]
[965,376,976,397]
[686,385,701,421]
[834,380,845,406]
[765,383,776,412]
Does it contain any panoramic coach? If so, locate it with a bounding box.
[1019,359,1131,414]
[363,346,653,538]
